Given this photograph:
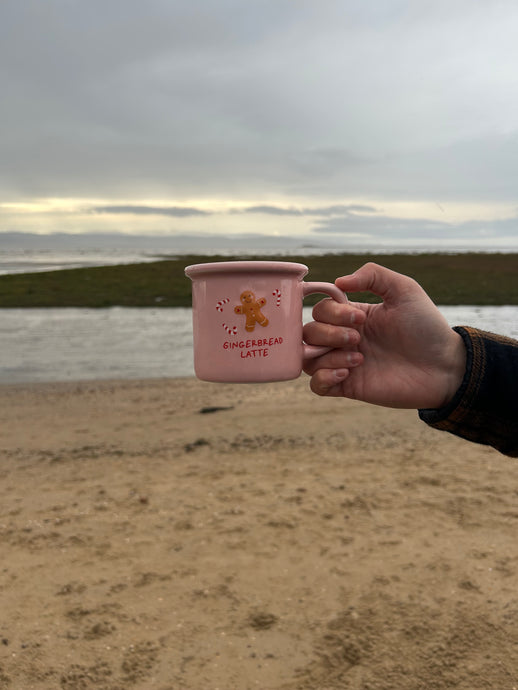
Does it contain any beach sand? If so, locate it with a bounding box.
[1,376,518,689]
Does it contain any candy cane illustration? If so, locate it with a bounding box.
[222,323,237,335]
[272,288,281,306]
[216,298,230,312]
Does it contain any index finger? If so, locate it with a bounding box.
[335,262,421,306]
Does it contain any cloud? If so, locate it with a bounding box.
[92,205,210,217]
[238,205,306,216]
[312,212,518,242]
[89,203,380,218]
[1,0,518,214]
[236,204,379,216]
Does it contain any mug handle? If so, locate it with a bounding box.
[302,282,349,360]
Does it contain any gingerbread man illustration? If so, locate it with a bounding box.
[234,290,269,332]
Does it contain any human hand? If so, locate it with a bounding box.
[303,263,466,409]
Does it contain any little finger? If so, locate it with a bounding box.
[309,368,350,397]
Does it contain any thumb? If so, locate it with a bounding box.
[335,262,419,305]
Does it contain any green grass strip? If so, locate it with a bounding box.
[0,253,517,307]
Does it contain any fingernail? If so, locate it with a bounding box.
[346,352,362,366]
[333,368,349,381]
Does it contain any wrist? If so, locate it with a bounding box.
[436,330,467,409]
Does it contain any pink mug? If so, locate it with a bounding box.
[185,260,348,383]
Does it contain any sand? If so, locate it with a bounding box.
[1,376,518,689]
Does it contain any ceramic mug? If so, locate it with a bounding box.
[185,260,348,383]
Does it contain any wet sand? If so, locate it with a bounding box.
[1,377,518,689]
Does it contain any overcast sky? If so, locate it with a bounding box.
[1,0,518,248]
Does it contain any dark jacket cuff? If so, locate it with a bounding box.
[418,326,518,457]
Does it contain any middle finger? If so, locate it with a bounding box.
[303,320,361,349]
[312,298,365,327]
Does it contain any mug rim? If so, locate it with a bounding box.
[185,260,309,278]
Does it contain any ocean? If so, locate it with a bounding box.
[4,232,517,276]
[0,234,356,275]
[1,305,517,384]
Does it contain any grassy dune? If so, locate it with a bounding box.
[0,253,517,307]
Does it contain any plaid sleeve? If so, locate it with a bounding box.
[418,326,518,457]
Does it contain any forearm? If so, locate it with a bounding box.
[419,327,518,457]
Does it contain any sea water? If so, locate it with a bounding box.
[1,306,517,384]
